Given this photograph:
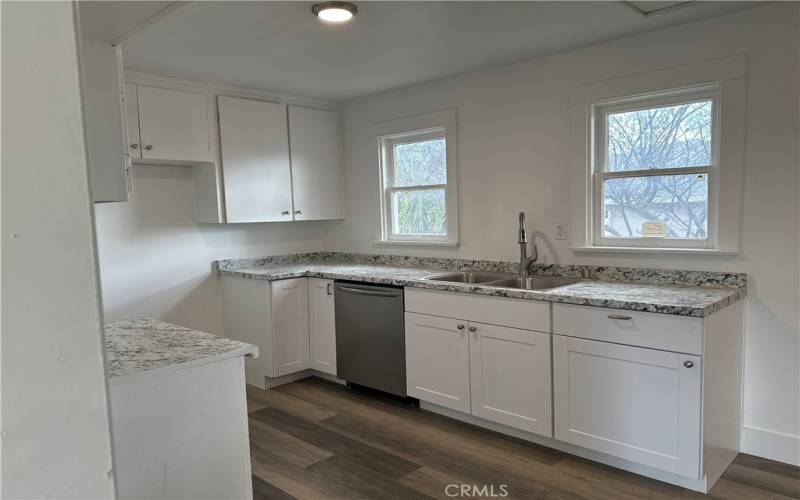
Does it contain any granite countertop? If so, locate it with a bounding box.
[105,318,258,379]
[217,257,745,317]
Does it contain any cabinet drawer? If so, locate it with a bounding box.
[405,288,549,332]
[552,303,702,355]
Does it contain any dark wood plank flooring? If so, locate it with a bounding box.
[247,377,800,500]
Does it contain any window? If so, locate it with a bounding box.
[377,110,458,244]
[592,87,719,248]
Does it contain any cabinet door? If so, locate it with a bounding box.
[405,312,470,412]
[469,323,552,437]
[553,335,701,478]
[79,40,129,202]
[218,96,293,222]
[124,83,141,158]
[137,85,210,162]
[271,278,310,377]
[308,278,336,375]
[288,106,343,220]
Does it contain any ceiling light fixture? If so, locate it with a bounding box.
[312,1,358,23]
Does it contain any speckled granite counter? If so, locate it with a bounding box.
[105,318,258,378]
[217,253,746,317]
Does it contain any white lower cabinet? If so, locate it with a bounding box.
[271,278,310,377]
[553,334,702,479]
[308,278,337,375]
[470,323,552,437]
[404,305,552,438]
[405,313,471,413]
[223,276,326,387]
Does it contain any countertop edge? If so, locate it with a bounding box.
[108,345,258,381]
[218,268,745,318]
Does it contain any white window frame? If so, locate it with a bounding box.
[590,85,721,249]
[375,109,458,245]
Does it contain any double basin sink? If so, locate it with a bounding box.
[425,271,582,290]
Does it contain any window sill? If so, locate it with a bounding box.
[570,246,739,256]
[373,240,460,248]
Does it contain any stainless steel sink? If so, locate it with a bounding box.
[425,271,511,284]
[484,276,582,290]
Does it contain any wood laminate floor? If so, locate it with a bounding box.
[246,377,800,500]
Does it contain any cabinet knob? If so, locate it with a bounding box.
[684,360,694,368]
[468,326,477,332]
[456,324,465,330]
[130,143,138,149]
[281,210,290,216]
[294,209,302,215]
[144,145,153,150]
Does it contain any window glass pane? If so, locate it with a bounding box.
[602,174,708,239]
[391,189,446,235]
[393,138,446,187]
[606,100,712,172]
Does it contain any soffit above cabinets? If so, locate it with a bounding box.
[122,1,761,101]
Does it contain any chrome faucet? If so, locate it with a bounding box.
[518,212,538,276]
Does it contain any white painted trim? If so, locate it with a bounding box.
[124,71,338,111]
[420,401,710,493]
[373,239,460,248]
[570,56,747,254]
[570,54,747,104]
[740,425,800,466]
[261,369,346,389]
[374,109,459,245]
[570,246,739,256]
[591,86,720,249]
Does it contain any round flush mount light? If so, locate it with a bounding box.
[312,1,358,23]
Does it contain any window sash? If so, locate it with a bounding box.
[591,87,719,249]
[381,130,450,242]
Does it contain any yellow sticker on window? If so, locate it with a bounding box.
[642,222,666,238]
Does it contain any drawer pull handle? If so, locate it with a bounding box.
[456,324,465,330]
[684,360,694,368]
[608,314,632,320]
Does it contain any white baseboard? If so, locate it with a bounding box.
[421,402,711,493]
[740,425,800,466]
[263,369,345,389]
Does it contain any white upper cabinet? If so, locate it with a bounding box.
[469,323,552,437]
[79,40,129,203]
[124,83,141,159]
[288,106,343,220]
[217,97,343,223]
[308,278,337,375]
[553,335,702,479]
[218,96,294,222]
[136,85,210,163]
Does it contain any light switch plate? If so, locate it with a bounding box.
[555,223,568,240]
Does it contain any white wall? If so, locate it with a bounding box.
[1,2,116,497]
[331,4,800,464]
[94,165,340,335]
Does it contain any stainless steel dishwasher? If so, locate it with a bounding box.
[334,281,406,397]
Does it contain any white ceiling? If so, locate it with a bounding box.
[78,1,176,43]
[123,1,760,101]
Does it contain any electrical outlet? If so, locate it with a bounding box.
[555,223,568,240]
